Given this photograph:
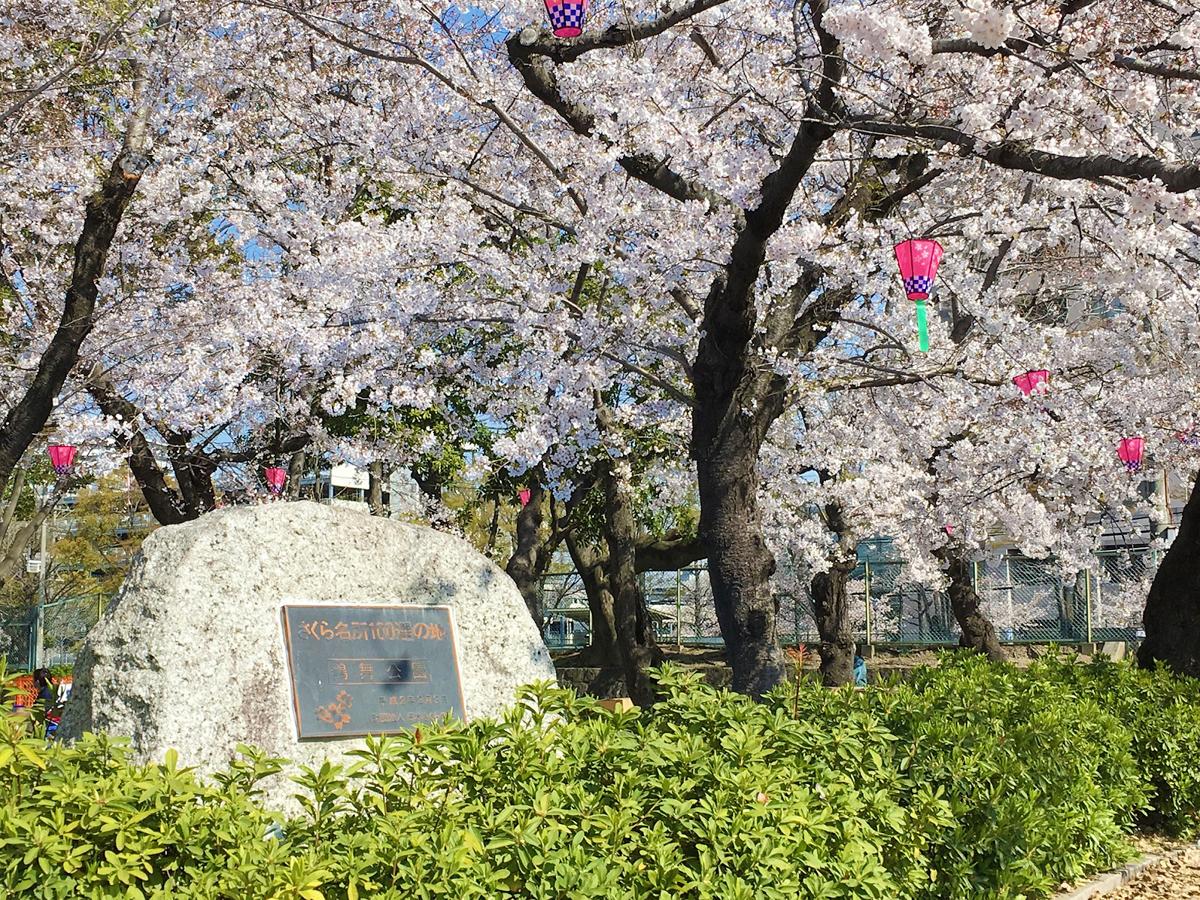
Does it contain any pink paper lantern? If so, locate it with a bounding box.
[1117,437,1145,472]
[1176,428,1200,448]
[1013,369,1050,396]
[264,466,288,496]
[544,0,588,37]
[46,444,77,476]
[893,239,944,300]
[518,487,532,507]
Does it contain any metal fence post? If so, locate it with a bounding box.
[675,569,682,651]
[1085,570,1093,644]
[863,560,873,645]
[33,516,48,669]
[1004,556,1014,641]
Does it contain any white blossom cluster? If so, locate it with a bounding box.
[2,0,1198,612]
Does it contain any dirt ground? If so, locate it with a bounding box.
[556,643,1081,670]
[1109,845,1200,898]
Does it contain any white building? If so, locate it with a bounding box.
[301,464,422,515]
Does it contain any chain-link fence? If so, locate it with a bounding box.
[0,594,107,671]
[0,618,33,671]
[541,548,1157,650]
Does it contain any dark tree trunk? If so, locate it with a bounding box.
[601,458,663,706]
[1139,468,1200,676]
[566,533,627,699]
[367,461,387,516]
[89,381,190,525]
[695,443,785,697]
[689,271,842,700]
[506,480,546,626]
[811,564,855,686]
[286,450,306,500]
[938,548,1006,662]
[0,151,146,496]
[565,533,619,669]
[310,454,325,501]
[485,498,501,554]
[169,446,216,518]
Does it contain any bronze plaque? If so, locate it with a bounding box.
[280,604,465,739]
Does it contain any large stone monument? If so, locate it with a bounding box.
[61,501,555,803]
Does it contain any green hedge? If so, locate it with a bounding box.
[1,655,1198,899]
[1027,654,1200,835]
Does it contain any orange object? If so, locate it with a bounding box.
[9,674,72,708]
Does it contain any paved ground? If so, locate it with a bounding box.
[1110,846,1200,899]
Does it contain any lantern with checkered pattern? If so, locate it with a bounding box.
[894,239,944,353]
[545,0,588,37]
[264,466,287,497]
[46,444,77,476]
[1117,437,1145,473]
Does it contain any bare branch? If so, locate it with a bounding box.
[1113,55,1200,81]
[514,0,735,63]
[505,36,738,214]
[840,115,1200,193]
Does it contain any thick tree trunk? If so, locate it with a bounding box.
[811,564,856,686]
[1139,469,1200,676]
[938,548,1006,662]
[565,533,619,669]
[511,4,847,700]
[170,447,216,518]
[286,451,306,500]
[367,461,387,516]
[506,481,546,626]
[694,442,785,697]
[601,458,663,706]
[89,381,190,525]
[1066,570,1089,640]
[0,151,146,496]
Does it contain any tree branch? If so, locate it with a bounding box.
[1113,55,1200,80]
[505,36,737,213]
[840,115,1200,192]
[87,378,189,525]
[513,0,735,63]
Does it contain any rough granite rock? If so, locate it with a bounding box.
[61,501,555,805]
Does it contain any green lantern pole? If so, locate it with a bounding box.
[915,300,929,353]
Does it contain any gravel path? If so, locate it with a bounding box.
[1109,846,1200,899]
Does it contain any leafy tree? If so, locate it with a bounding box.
[53,472,155,601]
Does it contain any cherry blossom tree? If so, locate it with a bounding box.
[0,0,173,494]
[10,0,1200,696]
[231,0,1200,694]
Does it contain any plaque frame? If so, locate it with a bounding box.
[279,602,466,740]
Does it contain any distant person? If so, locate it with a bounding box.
[853,654,868,687]
[32,668,55,709]
[31,668,63,737]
